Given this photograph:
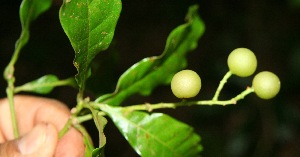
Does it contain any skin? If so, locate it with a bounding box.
[0,95,85,157]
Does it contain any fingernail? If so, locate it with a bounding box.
[18,124,49,155]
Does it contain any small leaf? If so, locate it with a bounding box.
[96,5,205,106]
[14,75,58,94]
[100,104,203,157]
[59,0,122,91]
[18,0,52,48]
[94,112,107,148]
[14,75,76,94]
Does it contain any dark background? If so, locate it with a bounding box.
[1,0,300,156]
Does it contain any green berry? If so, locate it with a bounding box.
[171,70,201,98]
[227,48,257,77]
[252,71,281,99]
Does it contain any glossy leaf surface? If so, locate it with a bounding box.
[101,104,203,157]
[96,5,205,106]
[14,75,58,94]
[59,0,122,90]
[14,75,76,94]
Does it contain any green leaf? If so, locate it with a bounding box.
[89,110,107,157]
[4,0,52,78]
[59,0,122,91]
[100,104,203,157]
[14,75,76,94]
[14,75,58,94]
[20,0,52,29]
[4,0,51,83]
[90,113,107,157]
[18,0,52,49]
[92,147,105,157]
[19,0,52,41]
[96,5,205,106]
[94,112,107,148]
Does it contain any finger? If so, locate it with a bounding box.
[0,123,58,157]
[0,95,85,156]
[0,95,70,139]
[56,127,86,157]
[13,96,85,157]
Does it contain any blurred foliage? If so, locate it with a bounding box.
[288,0,300,9]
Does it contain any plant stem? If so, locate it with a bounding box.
[58,118,72,139]
[3,31,28,138]
[77,114,93,123]
[101,87,255,112]
[212,71,232,101]
[232,86,254,101]
[59,97,92,138]
[4,68,18,138]
[74,124,95,153]
[58,114,94,139]
[63,86,254,139]
[5,87,19,138]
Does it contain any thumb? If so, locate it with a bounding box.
[0,123,58,157]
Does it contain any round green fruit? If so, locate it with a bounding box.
[252,71,281,99]
[171,70,201,98]
[227,48,257,77]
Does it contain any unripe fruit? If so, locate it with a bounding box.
[227,48,257,77]
[252,71,281,99]
[171,70,201,98]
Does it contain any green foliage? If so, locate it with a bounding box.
[14,75,76,94]
[100,104,203,157]
[92,5,205,156]
[91,111,107,157]
[3,0,282,156]
[14,75,58,94]
[96,5,205,106]
[20,0,52,29]
[59,0,122,91]
[93,113,107,149]
[3,0,52,138]
[4,0,52,79]
[17,0,52,51]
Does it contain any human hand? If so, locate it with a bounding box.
[0,95,85,157]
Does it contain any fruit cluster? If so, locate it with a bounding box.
[171,48,281,100]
